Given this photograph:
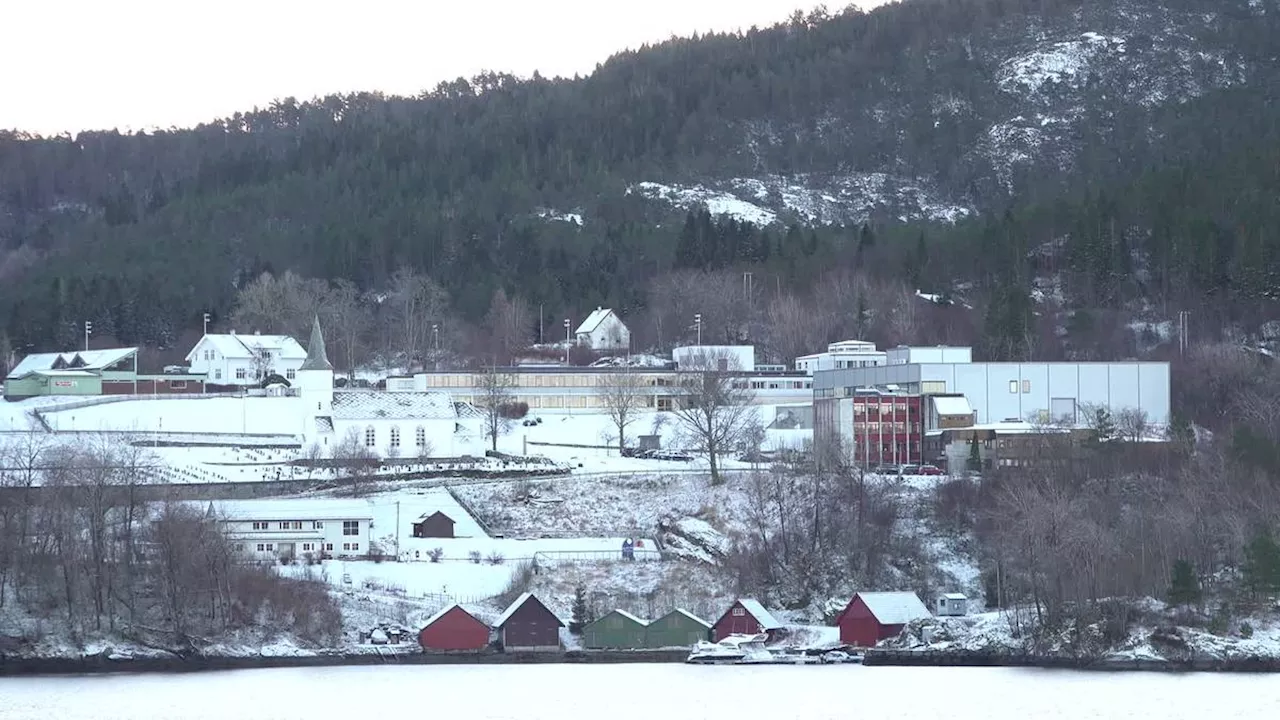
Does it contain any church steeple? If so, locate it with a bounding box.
[299,315,332,371]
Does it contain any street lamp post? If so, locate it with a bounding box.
[202,313,211,336]
[563,319,571,364]
[694,314,702,345]
[432,324,440,370]
[84,321,92,352]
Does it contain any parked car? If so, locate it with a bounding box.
[918,464,945,476]
[870,464,900,475]
[898,464,920,475]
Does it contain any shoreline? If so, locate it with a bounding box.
[5,647,1280,676]
[862,649,1280,673]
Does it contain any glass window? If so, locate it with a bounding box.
[1022,380,1031,394]
[1009,381,1018,394]
[390,426,400,448]
[364,426,376,446]
[343,521,359,536]
[416,426,426,447]
[235,368,247,380]
[286,369,296,380]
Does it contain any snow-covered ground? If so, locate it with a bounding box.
[888,599,1280,662]
[39,396,302,435]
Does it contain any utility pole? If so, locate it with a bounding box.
[1178,311,1190,357]
[202,312,211,336]
[563,318,571,364]
[539,305,544,345]
[83,321,92,352]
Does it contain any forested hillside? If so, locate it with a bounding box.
[1,0,1279,374]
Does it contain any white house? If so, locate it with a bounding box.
[186,331,307,385]
[575,307,630,351]
[209,498,375,561]
[295,317,481,458]
[794,340,887,374]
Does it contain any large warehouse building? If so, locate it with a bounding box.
[813,347,1171,468]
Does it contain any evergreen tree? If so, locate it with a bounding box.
[967,434,982,472]
[569,585,591,635]
[1243,529,1280,596]
[1087,406,1117,445]
[1167,559,1202,607]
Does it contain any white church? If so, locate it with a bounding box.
[295,318,481,458]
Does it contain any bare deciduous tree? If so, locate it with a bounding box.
[672,350,758,485]
[596,370,649,453]
[476,366,517,453]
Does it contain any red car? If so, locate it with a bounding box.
[918,464,945,475]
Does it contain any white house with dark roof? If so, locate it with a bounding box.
[295,317,481,457]
[575,307,630,351]
[186,331,307,385]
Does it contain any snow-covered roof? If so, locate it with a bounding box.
[853,592,932,624]
[660,608,711,629]
[611,609,649,626]
[31,369,98,378]
[941,593,968,600]
[7,347,138,379]
[332,391,457,420]
[932,396,973,416]
[186,333,306,362]
[575,307,614,335]
[421,603,483,629]
[453,402,484,420]
[415,510,454,523]
[299,316,333,372]
[736,599,782,630]
[315,417,334,433]
[209,498,374,522]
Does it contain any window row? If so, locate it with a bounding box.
[363,425,433,448]
[250,521,325,530]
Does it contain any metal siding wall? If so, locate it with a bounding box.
[1138,363,1171,425]
[954,364,996,423]
[1024,363,1051,420]
[1076,364,1111,410]
[1046,365,1081,405]
[1108,364,1140,410]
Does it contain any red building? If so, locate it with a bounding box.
[836,592,931,647]
[711,599,782,642]
[412,511,456,538]
[494,593,563,652]
[417,604,491,652]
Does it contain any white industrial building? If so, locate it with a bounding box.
[186,332,307,385]
[574,307,631,351]
[795,340,887,374]
[209,498,375,561]
[815,357,1170,427]
[673,345,756,372]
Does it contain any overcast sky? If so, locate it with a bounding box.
[2,0,889,135]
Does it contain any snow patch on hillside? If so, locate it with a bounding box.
[630,173,972,227]
[998,32,1127,96]
[535,208,583,226]
[629,182,777,225]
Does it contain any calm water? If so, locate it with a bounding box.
[0,664,1277,720]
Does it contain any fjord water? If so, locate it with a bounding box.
[0,664,1276,720]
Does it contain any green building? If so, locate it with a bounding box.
[645,609,712,648]
[4,348,138,401]
[582,610,649,650]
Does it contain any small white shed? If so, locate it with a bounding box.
[936,593,968,617]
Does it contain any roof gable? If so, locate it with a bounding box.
[658,608,711,629]
[494,593,563,628]
[421,603,487,630]
[714,598,781,630]
[575,308,618,335]
[843,592,932,625]
[187,334,305,361]
[416,510,455,524]
[585,609,648,630]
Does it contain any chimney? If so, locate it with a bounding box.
[229,330,236,336]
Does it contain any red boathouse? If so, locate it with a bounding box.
[836,592,932,647]
[417,604,491,652]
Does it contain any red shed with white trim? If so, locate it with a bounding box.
[711,598,782,642]
[836,591,931,647]
[417,604,491,652]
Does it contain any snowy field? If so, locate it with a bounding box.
[1,665,1272,720]
[39,396,303,435]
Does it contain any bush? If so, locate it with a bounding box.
[1240,622,1254,639]
[279,554,294,566]
[469,550,483,564]
[427,547,444,563]
[370,542,385,564]
[303,552,316,566]
[498,401,529,419]
[486,551,506,565]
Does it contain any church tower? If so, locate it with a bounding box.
[297,315,335,447]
